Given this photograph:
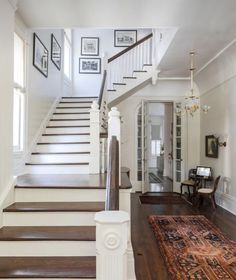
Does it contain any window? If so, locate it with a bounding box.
[13,33,25,152]
[151,140,161,156]
[64,29,72,79]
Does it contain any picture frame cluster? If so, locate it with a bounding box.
[33,32,61,77]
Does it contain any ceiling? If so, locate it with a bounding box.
[17,0,236,77]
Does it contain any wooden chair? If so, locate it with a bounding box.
[180,169,199,198]
[196,175,221,209]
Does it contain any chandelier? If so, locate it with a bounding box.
[176,51,210,117]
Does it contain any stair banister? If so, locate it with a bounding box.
[107,33,153,90]
[105,136,119,210]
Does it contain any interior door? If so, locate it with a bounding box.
[141,100,150,194]
[173,103,185,192]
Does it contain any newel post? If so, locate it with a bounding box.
[95,211,130,280]
[108,107,121,184]
[90,101,100,174]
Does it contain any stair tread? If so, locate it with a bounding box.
[4,202,105,212]
[32,152,90,155]
[37,142,90,145]
[50,119,90,121]
[62,96,97,99]
[0,226,95,241]
[59,101,93,104]
[56,106,91,109]
[0,256,96,278]
[53,112,90,115]
[46,126,90,128]
[42,133,90,136]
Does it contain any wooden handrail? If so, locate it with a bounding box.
[105,136,119,210]
[98,69,107,109]
[108,33,153,63]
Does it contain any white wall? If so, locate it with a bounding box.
[13,17,64,174]
[116,80,200,191]
[0,0,16,226]
[195,40,236,214]
[73,28,151,97]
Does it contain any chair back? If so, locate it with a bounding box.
[212,175,221,194]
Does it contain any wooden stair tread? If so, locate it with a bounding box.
[62,96,97,99]
[59,101,93,104]
[50,119,90,121]
[56,106,91,109]
[0,256,96,278]
[25,162,89,166]
[0,226,95,241]
[31,152,90,155]
[4,202,105,212]
[42,133,90,136]
[53,112,90,115]
[46,126,90,128]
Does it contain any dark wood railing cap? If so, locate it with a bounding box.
[108,33,153,63]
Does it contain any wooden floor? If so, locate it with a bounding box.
[131,192,236,280]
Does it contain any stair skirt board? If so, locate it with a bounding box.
[15,189,106,202]
[3,212,98,226]
[45,127,90,134]
[35,143,90,153]
[52,113,90,119]
[25,164,89,174]
[29,154,90,164]
[40,134,90,142]
[0,241,95,256]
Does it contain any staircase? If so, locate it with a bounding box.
[0,97,104,279]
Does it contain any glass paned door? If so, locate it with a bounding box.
[141,100,150,193]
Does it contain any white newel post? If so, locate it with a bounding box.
[90,101,100,174]
[108,107,121,184]
[95,211,130,280]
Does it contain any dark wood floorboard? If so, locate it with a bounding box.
[131,192,236,280]
[0,226,95,241]
[0,256,96,278]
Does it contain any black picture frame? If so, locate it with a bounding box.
[81,37,99,56]
[51,34,61,70]
[33,33,48,78]
[114,30,137,47]
[79,58,101,74]
[205,135,218,158]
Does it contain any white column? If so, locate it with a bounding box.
[95,211,130,280]
[90,101,100,174]
[108,107,121,184]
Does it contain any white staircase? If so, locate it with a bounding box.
[25,96,97,174]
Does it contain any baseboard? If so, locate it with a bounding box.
[215,191,236,215]
[0,177,16,227]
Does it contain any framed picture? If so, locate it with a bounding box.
[51,34,61,70]
[81,37,99,56]
[205,135,218,158]
[33,33,48,77]
[114,30,137,47]
[79,58,101,74]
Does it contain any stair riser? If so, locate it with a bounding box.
[30,154,90,164]
[0,241,95,256]
[35,144,90,153]
[58,103,92,108]
[49,120,90,126]
[25,164,89,174]
[45,127,90,134]
[4,212,97,226]
[40,135,90,142]
[52,113,89,119]
[15,189,106,202]
[62,97,97,102]
[55,108,90,113]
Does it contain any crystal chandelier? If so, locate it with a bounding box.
[184,51,199,116]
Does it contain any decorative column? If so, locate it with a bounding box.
[95,211,130,280]
[90,101,100,174]
[108,107,121,184]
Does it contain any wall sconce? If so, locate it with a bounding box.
[202,105,211,114]
[216,136,227,147]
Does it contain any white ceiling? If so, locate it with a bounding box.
[17,0,236,77]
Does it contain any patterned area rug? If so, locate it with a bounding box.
[149,215,236,280]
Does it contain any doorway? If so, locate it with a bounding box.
[138,101,174,193]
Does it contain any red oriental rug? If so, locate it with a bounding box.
[149,215,236,280]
